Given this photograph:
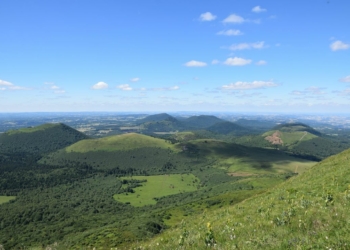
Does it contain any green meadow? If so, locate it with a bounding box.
[114,174,199,207]
[0,196,16,204]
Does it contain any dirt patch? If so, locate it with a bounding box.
[265,131,283,145]
[228,172,256,177]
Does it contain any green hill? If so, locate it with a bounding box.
[235,118,277,132]
[207,121,248,135]
[233,123,350,160]
[130,147,350,250]
[0,123,88,155]
[137,113,177,124]
[272,122,322,136]
[182,115,226,129]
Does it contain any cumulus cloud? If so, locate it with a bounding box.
[217,29,243,36]
[184,60,207,67]
[256,60,267,65]
[130,77,140,82]
[330,40,350,51]
[222,81,277,90]
[223,57,252,66]
[92,82,109,90]
[43,82,66,94]
[222,14,245,24]
[252,6,267,13]
[229,41,265,50]
[339,75,350,82]
[199,12,217,21]
[151,86,180,91]
[117,84,133,91]
[0,79,27,90]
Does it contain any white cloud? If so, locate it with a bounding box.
[340,75,350,82]
[130,77,140,82]
[252,6,267,13]
[217,29,243,36]
[117,84,133,91]
[184,60,207,67]
[169,86,180,90]
[222,81,277,90]
[50,85,60,90]
[0,79,27,90]
[223,57,252,66]
[199,12,217,21]
[92,82,109,90]
[222,14,245,24]
[229,41,265,50]
[256,60,267,65]
[0,80,13,86]
[330,40,350,51]
[211,59,220,65]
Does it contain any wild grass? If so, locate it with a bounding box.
[114,174,199,207]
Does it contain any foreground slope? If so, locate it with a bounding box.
[131,148,350,249]
[0,123,88,155]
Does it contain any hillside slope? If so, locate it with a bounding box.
[131,147,350,249]
[182,115,226,129]
[0,123,88,155]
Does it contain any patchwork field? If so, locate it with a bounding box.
[114,174,199,207]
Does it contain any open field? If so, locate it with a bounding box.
[0,196,16,204]
[114,174,199,206]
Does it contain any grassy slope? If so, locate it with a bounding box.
[114,174,199,206]
[129,148,350,250]
[65,133,177,152]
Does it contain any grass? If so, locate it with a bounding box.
[0,196,16,204]
[65,133,178,153]
[6,123,58,135]
[114,174,199,207]
[125,148,350,250]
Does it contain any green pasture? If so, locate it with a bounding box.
[65,133,178,153]
[0,196,16,204]
[114,174,199,207]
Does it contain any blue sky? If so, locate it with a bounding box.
[1,0,350,113]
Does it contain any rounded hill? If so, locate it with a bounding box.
[0,123,88,154]
[65,133,177,153]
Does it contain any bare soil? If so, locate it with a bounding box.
[265,131,283,145]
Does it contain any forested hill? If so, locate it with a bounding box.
[272,122,322,136]
[182,115,226,129]
[0,123,88,155]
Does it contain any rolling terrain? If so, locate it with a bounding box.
[233,123,350,160]
[129,146,350,250]
[0,122,318,249]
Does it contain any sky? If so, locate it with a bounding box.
[1,0,350,113]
